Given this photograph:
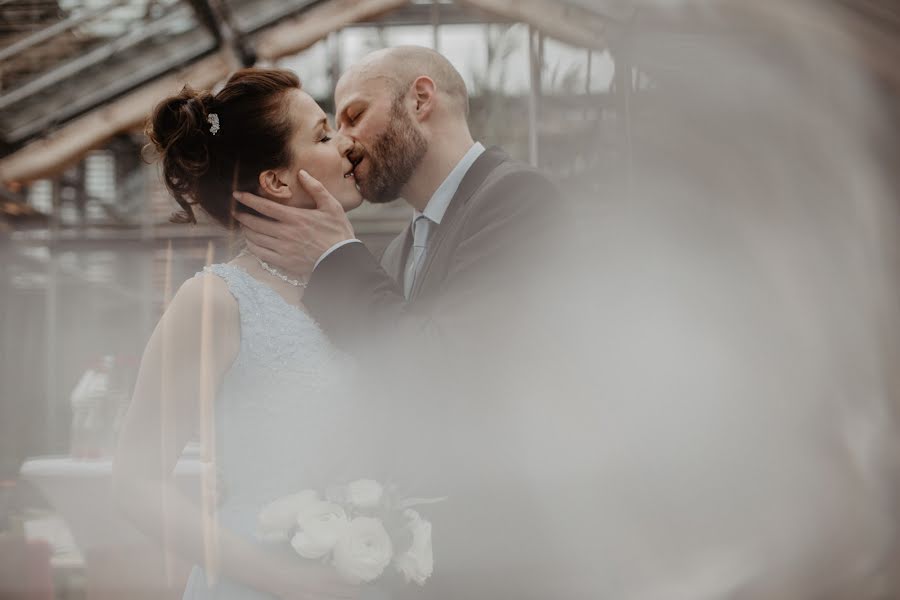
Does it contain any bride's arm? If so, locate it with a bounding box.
[112,273,354,600]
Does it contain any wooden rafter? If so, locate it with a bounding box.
[457,0,608,51]
[257,0,408,59]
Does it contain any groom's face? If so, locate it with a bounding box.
[335,77,427,204]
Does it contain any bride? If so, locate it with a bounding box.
[113,68,363,600]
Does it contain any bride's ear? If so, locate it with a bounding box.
[257,169,293,202]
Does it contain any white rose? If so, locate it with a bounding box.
[393,509,434,585]
[332,517,394,583]
[291,500,349,559]
[256,490,319,542]
[346,479,384,509]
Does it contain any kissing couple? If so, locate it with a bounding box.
[114,44,559,600]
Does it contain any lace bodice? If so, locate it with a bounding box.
[203,263,344,386]
[183,263,355,599]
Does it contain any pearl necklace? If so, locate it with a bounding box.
[238,250,308,288]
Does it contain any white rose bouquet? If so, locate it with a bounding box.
[256,480,444,586]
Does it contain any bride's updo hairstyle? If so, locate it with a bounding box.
[146,68,301,227]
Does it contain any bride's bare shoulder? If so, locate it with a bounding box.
[160,272,240,343]
[174,271,236,309]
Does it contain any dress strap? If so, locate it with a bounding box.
[196,263,262,319]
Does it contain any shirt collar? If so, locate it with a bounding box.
[415,142,486,225]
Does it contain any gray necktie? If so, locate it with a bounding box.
[404,215,432,299]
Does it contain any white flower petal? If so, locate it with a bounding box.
[333,517,393,583]
[393,510,433,585]
[292,501,349,558]
[256,490,320,540]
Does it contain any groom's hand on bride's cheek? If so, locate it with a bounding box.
[232,176,354,278]
[294,169,355,243]
[231,192,315,277]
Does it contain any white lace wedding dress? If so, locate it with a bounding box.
[182,263,355,600]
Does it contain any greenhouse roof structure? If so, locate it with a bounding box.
[0,0,615,184]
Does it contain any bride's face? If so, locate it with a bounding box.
[280,89,363,211]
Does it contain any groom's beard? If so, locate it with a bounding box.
[360,99,427,204]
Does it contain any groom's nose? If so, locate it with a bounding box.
[336,133,354,157]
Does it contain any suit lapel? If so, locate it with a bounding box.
[409,146,509,301]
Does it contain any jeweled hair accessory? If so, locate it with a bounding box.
[207,113,220,135]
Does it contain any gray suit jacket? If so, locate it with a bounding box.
[304,146,559,351]
[304,147,563,600]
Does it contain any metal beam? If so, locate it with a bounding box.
[458,0,607,50]
[327,30,341,97]
[231,0,322,35]
[1,0,409,183]
[45,246,59,450]
[352,0,509,27]
[2,0,521,182]
[610,43,633,192]
[0,0,132,63]
[0,6,194,111]
[255,0,408,62]
[188,0,226,44]
[5,33,215,143]
[0,50,234,184]
[431,0,440,52]
[528,26,544,168]
[189,0,256,66]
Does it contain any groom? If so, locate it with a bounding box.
[234,45,561,353]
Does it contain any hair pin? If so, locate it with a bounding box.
[207,113,220,135]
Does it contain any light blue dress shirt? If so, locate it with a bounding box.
[415,141,486,227]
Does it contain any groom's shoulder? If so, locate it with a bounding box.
[477,150,558,198]
[469,154,560,217]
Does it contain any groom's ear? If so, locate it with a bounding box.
[257,169,293,202]
[411,76,436,121]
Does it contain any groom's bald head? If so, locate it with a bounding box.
[339,46,469,118]
[334,47,475,205]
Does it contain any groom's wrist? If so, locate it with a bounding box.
[315,239,362,271]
